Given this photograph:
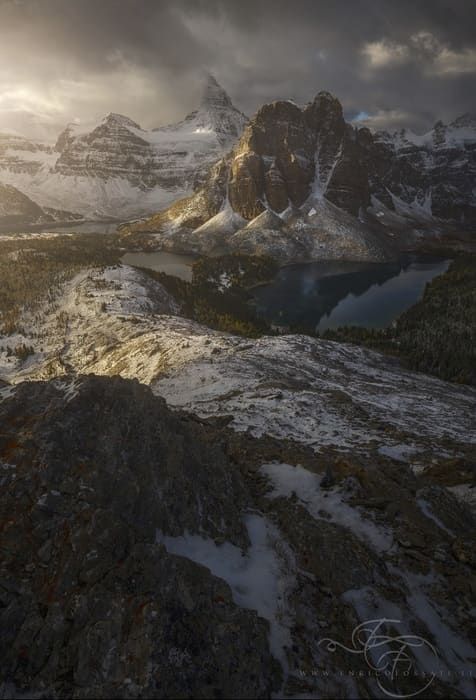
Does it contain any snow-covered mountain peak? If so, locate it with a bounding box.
[367,112,476,153]
[101,112,142,130]
[450,112,476,129]
[187,74,248,144]
[0,79,247,220]
[200,73,234,110]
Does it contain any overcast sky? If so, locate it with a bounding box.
[0,0,475,139]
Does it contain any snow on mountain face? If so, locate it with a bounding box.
[127,93,476,261]
[0,182,80,227]
[0,131,57,176]
[0,75,247,220]
[0,182,44,223]
[369,116,476,224]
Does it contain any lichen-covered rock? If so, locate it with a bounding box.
[0,376,280,698]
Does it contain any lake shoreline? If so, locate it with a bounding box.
[120,248,450,333]
[251,255,450,333]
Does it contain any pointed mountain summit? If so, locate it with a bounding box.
[200,73,234,110]
[0,78,248,220]
[101,112,142,130]
[179,73,248,145]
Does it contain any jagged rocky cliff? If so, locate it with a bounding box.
[0,76,247,220]
[0,375,280,698]
[126,93,476,261]
[367,113,476,224]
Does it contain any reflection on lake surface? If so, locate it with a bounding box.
[251,256,450,331]
[120,250,449,331]
[121,251,196,282]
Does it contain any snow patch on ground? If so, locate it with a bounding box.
[1,266,475,460]
[377,444,421,462]
[344,571,476,699]
[260,462,393,553]
[417,498,456,537]
[157,513,296,671]
[155,335,476,455]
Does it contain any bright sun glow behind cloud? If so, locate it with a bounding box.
[0,66,188,140]
[0,0,475,138]
[0,85,64,115]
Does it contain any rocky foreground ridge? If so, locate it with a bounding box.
[0,264,475,697]
[126,94,476,262]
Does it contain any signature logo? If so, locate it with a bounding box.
[318,618,439,698]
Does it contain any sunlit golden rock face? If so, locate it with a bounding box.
[229,150,265,219]
[225,92,371,219]
[228,100,315,216]
[264,164,288,213]
[122,91,476,262]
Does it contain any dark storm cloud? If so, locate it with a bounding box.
[0,0,475,135]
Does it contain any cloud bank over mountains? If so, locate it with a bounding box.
[0,0,475,137]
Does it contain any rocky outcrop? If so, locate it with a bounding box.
[226,94,369,220]
[0,376,280,698]
[1,371,475,698]
[229,100,315,217]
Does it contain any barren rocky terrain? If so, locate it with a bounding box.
[1,261,475,698]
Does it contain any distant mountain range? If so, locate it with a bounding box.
[0,75,247,222]
[0,77,475,261]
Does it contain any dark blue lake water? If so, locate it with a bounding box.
[119,250,449,331]
[251,256,450,331]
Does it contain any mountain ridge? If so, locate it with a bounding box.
[124,89,476,262]
[0,75,247,220]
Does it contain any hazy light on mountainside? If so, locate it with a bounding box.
[0,85,65,119]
